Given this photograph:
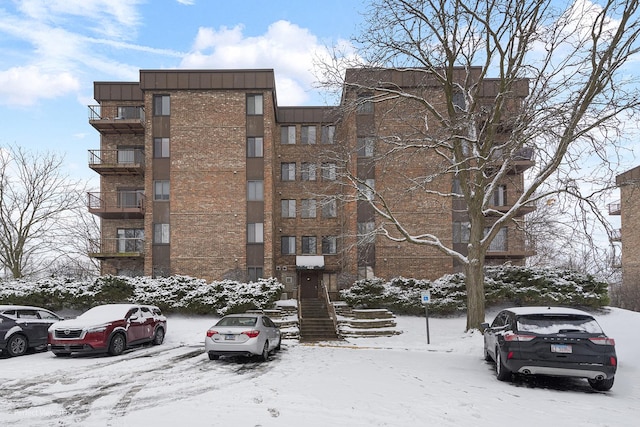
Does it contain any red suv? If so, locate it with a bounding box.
[48,304,167,357]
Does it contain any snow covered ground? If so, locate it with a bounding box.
[0,307,638,427]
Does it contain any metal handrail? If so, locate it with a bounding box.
[320,280,340,337]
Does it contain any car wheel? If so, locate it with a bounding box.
[7,334,28,357]
[261,340,270,362]
[208,353,219,361]
[53,351,71,357]
[108,333,126,356]
[152,327,165,345]
[588,376,615,391]
[484,344,493,362]
[495,348,511,381]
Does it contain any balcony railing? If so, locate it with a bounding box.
[489,147,535,174]
[608,201,621,215]
[88,105,145,135]
[610,229,622,242]
[89,238,145,259]
[88,149,145,175]
[87,191,145,219]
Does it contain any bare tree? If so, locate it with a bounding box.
[0,145,87,278]
[318,0,640,330]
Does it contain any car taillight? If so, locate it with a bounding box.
[589,337,616,346]
[206,330,218,337]
[609,356,617,366]
[242,330,260,338]
[504,332,536,342]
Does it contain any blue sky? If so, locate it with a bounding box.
[0,0,365,183]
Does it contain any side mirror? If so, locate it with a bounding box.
[480,322,490,333]
[129,315,139,321]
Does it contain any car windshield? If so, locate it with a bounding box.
[216,316,258,327]
[516,314,604,334]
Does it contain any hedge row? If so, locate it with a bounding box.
[0,275,284,316]
[340,266,610,315]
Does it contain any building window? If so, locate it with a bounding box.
[247,181,264,201]
[453,92,466,111]
[154,180,170,201]
[452,177,462,195]
[117,106,142,120]
[493,185,507,206]
[302,236,317,254]
[301,162,317,181]
[281,163,296,181]
[356,94,373,114]
[358,179,375,201]
[357,137,375,157]
[322,198,337,218]
[247,94,263,115]
[247,223,264,243]
[281,199,296,218]
[301,199,316,218]
[321,162,337,181]
[487,227,508,252]
[453,222,470,244]
[357,222,376,244]
[247,137,264,158]
[118,189,144,208]
[281,236,296,255]
[154,138,170,158]
[281,126,296,144]
[321,125,335,144]
[248,267,263,282]
[153,95,170,116]
[301,126,316,144]
[117,228,144,253]
[322,236,337,254]
[154,223,170,244]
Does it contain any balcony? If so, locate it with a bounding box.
[608,201,621,215]
[487,201,536,216]
[88,149,145,176]
[490,147,535,174]
[89,105,145,135]
[610,229,622,242]
[89,238,145,259]
[88,191,145,219]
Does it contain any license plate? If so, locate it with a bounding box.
[225,334,235,341]
[551,344,572,354]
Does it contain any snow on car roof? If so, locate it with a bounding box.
[506,306,593,316]
[79,304,140,320]
[0,304,48,311]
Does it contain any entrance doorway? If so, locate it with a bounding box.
[299,271,320,299]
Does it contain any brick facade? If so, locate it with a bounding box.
[88,68,532,292]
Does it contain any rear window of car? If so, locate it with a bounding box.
[216,317,258,327]
[516,314,603,334]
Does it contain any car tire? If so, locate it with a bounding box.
[588,376,615,391]
[208,353,219,361]
[53,351,71,357]
[275,335,281,351]
[484,344,493,362]
[152,327,165,345]
[495,348,511,381]
[7,334,28,357]
[108,333,126,356]
[261,340,270,362]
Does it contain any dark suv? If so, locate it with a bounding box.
[481,306,617,391]
[48,304,167,357]
[0,305,64,357]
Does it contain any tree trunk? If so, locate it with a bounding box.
[465,244,486,331]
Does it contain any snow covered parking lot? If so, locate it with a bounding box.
[1,308,639,427]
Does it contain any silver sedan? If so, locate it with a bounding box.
[205,313,281,361]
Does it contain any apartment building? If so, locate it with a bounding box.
[609,165,640,309]
[87,68,534,298]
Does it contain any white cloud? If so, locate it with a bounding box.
[0,66,80,106]
[176,0,195,5]
[181,20,346,105]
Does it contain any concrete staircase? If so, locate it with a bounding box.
[299,298,340,342]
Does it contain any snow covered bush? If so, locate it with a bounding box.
[340,266,610,315]
[0,275,284,315]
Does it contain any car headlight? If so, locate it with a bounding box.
[86,324,108,333]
